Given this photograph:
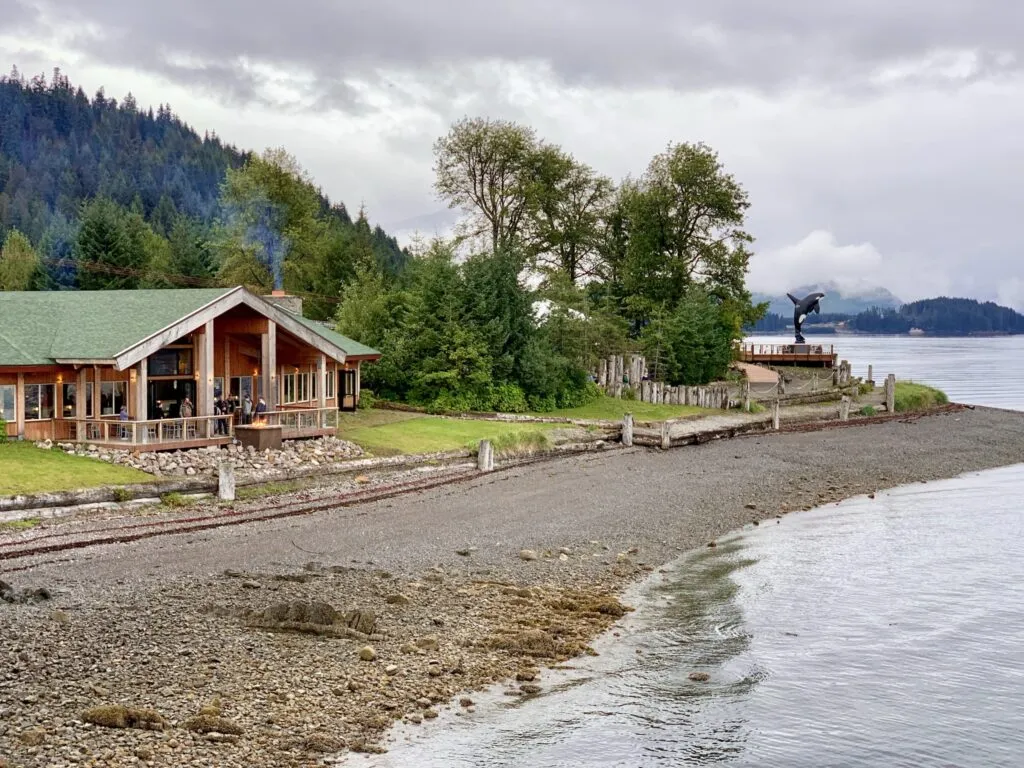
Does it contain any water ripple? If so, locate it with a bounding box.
[351,464,1024,767]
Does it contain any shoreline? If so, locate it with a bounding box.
[2,406,1023,766]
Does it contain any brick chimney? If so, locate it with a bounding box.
[263,289,303,316]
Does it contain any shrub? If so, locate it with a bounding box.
[858,381,874,395]
[860,405,877,416]
[112,487,132,503]
[893,382,948,412]
[490,383,529,413]
[621,386,636,401]
[357,390,376,410]
[556,380,601,410]
[0,416,6,443]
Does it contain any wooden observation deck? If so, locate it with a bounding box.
[738,342,838,368]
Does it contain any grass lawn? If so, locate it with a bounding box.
[337,410,559,456]
[0,441,151,496]
[894,381,949,412]
[532,396,708,422]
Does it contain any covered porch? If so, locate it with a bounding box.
[1,287,375,452]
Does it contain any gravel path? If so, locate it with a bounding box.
[2,406,1023,766]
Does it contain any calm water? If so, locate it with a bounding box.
[349,337,1024,767]
[745,334,1024,411]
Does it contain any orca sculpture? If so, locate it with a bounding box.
[787,292,825,344]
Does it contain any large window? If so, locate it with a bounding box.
[62,383,95,418]
[325,369,335,399]
[100,381,127,416]
[214,377,224,400]
[230,376,254,401]
[282,372,312,404]
[148,348,193,377]
[24,383,55,420]
[1,384,14,422]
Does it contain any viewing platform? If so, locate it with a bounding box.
[738,343,837,368]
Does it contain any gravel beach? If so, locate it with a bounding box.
[2,406,1023,767]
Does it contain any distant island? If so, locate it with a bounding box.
[748,296,1024,337]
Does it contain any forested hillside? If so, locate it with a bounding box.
[0,68,407,318]
[850,298,1024,335]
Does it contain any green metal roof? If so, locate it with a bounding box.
[287,312,381,358]
[0,288,380,367]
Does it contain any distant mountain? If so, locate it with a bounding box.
[753,281,902,317]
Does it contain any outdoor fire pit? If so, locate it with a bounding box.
[234,423,283,452]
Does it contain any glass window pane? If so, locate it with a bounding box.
[62,383,76,418]
[39,384,55,419]
[86,383,93,418]
[1,385,15,421]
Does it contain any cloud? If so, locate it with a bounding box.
[1,1,1021,307]
[748,230,886,295]
[997,278,1024,312]
[12,0,1024,112]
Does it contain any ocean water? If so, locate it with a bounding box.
[349,337,1024,767]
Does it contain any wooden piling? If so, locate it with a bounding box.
[622,413,634,447]
[217,461,236,502]
[885,374,896,413]
[660,421,671,450]
[477,439,494,471]
[743,380,751,412]
[839,395,850,421]
[772,399,780,430]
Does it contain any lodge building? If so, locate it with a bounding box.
[0,287,380,450]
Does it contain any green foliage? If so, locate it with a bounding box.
[858,381,874,395]
[0,229,45,289]
[357,389,376,410]
[860,405,877,416]
[338,241,595,414]
[621,386,636,401]
[893,382,949,412]
[160,491,194,508]
[0,71,409,298]
[640,288,736,385]
[112,487,132,502]
[0,416,7,443]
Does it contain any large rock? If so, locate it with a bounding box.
[244,600,378,639]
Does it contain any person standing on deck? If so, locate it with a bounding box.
[242,395,252,425]
[255,396,267,424]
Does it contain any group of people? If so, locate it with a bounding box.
[213,394,267,434]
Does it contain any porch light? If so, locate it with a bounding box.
[129,370,136,383]
[56,373,63,383]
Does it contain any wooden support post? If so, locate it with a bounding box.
[598,359,607,388]
[261,321,277,410]
[200,320,214,415]
[317,353,327,410]
[660,421,671,450]
[621,413,633,447]
[743,380,751,412]
[778,378,786,396]
[839,395,850,421]
[772,399,780,430]
[867,364,874,386]
[134,358,148,425]
[832,366,840,387]
[477,439,494,471]
[811,373,817,392]
[15,372,25,440]
[76,368,87,420]
[91,365,100,419]
[885,374,896,413]
[218,461,236,501]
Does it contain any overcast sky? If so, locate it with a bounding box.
[2,0,1021,307]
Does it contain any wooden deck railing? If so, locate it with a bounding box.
[54,414,234,446]
[257,408,339,432]
[740,343,834,356]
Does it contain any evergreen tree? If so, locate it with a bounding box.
[75,198,140,289]
[0,228,45,290]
